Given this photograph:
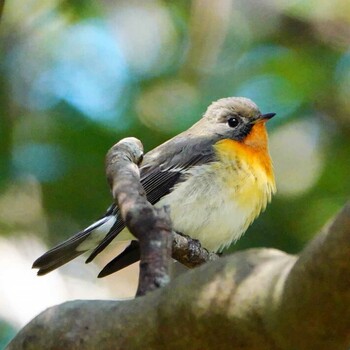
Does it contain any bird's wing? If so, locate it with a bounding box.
[32,215,117,275]
[85,135,217,263]
[97,240,140,278]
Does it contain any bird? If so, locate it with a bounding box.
[33,97,276,277]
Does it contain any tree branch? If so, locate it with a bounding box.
[106,137,172,296]
[8,202,350,350]
[269,201,350,349]
[172,232,218,267]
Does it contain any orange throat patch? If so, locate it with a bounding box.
[214,122,275,183]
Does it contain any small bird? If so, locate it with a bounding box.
[33,97,276,277]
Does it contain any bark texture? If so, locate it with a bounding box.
[8,202,350,350]
[105,138,173,296]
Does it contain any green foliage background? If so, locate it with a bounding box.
[1,0,350,340]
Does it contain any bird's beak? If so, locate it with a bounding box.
[261,112,276,120]
[252,113,276,124]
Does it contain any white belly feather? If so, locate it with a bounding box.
[156,161,274,252]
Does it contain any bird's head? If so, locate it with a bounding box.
[198,97,275,149]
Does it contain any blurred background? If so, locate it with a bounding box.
[1,0,350,345]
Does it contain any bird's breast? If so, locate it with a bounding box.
[156,142,275,252]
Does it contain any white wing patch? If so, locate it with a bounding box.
[77,215,117,251]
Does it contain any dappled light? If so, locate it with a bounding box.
[1,0,350,344]
[270,118,325,196]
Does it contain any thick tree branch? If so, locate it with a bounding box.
[269,201,350,349]
[8,202,350,350]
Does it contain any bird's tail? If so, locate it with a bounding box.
[32,215,116,275]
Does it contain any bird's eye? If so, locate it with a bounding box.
[227,117,240,128]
